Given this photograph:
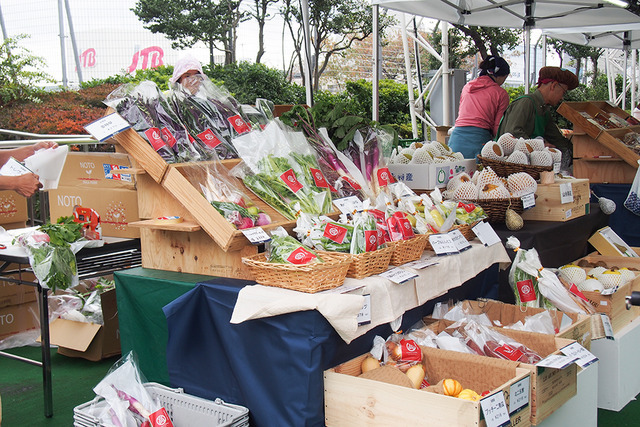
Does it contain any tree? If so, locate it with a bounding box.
[281,0,395,92]
[248,0,279,63]
[451,26,521,60]
[132,0,248,66]
[546,38,604,82]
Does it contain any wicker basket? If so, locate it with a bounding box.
[386,234,430,266]
[477,155,552,180]
[242,252,351,293]
[319,246,394,280]
[464,198,524,223]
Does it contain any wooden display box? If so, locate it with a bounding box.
[110,121,337,278]
[521,178,589,222]
[424,319,578,425]
[325,348,532,427]
[557,101,640,183]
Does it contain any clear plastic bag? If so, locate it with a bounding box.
[624,159,640,216]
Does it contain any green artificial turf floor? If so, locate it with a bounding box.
[1,346,640,426]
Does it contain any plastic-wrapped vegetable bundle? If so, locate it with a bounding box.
[294,213,354,253]
[268,231,323,265]
[350,206,383,254]
[104,82,176,163]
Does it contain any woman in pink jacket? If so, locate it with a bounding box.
[447,56,510,160]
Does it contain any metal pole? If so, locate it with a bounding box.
[57,0,68,88]
[442,21,450,126]
[0,2,8,40]
[623,44,629,110]
[524,26,531,94]
[400,14,418,137]
[414,18,427,137]
[372,5,380,122]
[542,35,547,67]
[64,0,83,84]
[300,0,313,106]
[632,49,638,110]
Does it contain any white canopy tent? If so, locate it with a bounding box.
[544,23,640,109]
[371,0,640,135]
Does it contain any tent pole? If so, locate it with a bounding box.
[414,18,427,137]
[400,14,418,138]
[64,0,83,85]
[524,26,531,94]
[57,0,68,88]
[372,5,380,122]
[633,49,638,110]
[0,2,8,41]
[623,46,628,110]
[542,35,547,67]
[300,0,313,106]
[442,21,450,126]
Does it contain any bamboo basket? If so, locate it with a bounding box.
[319,246,394,280]
[242,252,351,293]
[464,198,525,223]
[386,234,430,266]
[477,155,553,180]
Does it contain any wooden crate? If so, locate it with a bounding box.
[573,158,637,183]
[110,120,335,278]
[521,178,589,222]
[325,348,532,427]
[424,319,577,425]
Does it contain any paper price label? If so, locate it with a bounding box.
[379,267,418,284]
[480,392,510,427]
[0,157,32,176]
[565,209,572,219]
[241,227,271,244]
[560,342,599,368]
[521,193,535,210]
[509,376,530,414]
[559,182,574,204]
[357,294,371,326]
[84,112,131,142]
[472,221,501,247]
[600,313,615,339]
[536,354,578,370]
[601,286,617,296]
[333,196,363,214]
[404,258,439,270]
[447,229,471,251]
[428,234,459,255]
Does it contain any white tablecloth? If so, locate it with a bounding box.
[230,241,511,343]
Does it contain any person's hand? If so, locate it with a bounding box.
[14,173,42,197]
[33,140,58,151]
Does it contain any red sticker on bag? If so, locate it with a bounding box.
[569,283,589,302]
[310,167,329,188]
[494,344,524,361]
[399,339,422,362]
[516,279,537,302]
[323,223,348,244]
[286,247,317,265]
[365,230,379,252]
[197,128,222,148]
[227,114,251,134]
[377,167,393,186]
[144,128,166,151]
[148,407,174,427]
[280,169,304,193]
[341,175,361,190]
[160,127,177,149]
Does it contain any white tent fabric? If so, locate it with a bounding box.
[544,23,640,49]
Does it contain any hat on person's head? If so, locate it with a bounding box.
[537,66,579,90]
[170,54,204,84]
[479,56,511,77]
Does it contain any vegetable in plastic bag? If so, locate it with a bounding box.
[267,231,323,265]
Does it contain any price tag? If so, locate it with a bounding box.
[357,294,371,326]
[447,229,471,252]
[601,286,617,296]
[560,342,599,368]
[84,112,131,142]
[565,209,572,219]
[553,162,561,173]
[521,193,535,210]
[428,234,459,256]
[600,313,615,340]
[404,258,439,270]
[378,267,418,284]
[241,227,271,244]
[333,196,363,214]
[559,182,574,204]
[480,392,510,427]
[536,354,578,369]
[472,222,501,247]
[509,376,530,414]
[0,157,32,176]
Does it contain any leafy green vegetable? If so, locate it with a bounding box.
[268,234,323,265]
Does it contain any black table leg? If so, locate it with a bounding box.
[37,285,53,418]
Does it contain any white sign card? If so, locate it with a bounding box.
[0,157,32,176]
[447,229,471,252]
[428,234,459,256]
[379,267,419,284]
[509,376,530,414]
[480,392,511,427]
[560,342,599,368]
[84,112,131,142]
[559,182,574,204]
[472,222,501,247]
[404,258,439,270]
[553,162,561,173]
[332,196,363,214]
[357,294,371,326]
[600,313,615,339]
[241,227,271,244]
[536,354,578,370]
[521,193,535,210]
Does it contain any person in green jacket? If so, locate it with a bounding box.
[497,66,579,170]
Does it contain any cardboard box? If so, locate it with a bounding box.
[48,287,120,361]
[588,226,639,258]
[424,319,578,425]
[389,159,477,190]
[325,347,532,427]
[0,267,36,308]
[521,178,590,222]
[433,299,592,350]
[0,300,39,338]
[0,190,28,225]
[57,152,136,190]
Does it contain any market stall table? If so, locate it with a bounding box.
[115,242,510,426]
